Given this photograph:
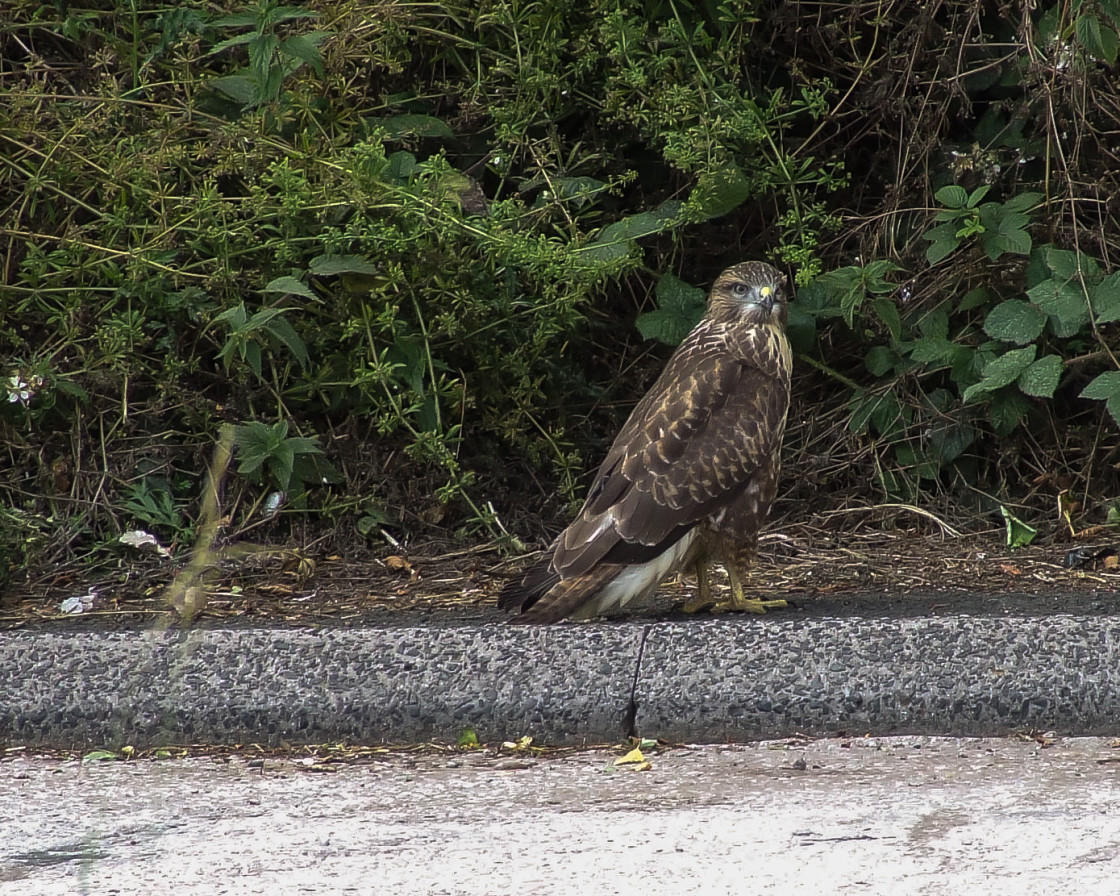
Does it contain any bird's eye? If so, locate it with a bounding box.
[731,283,750,298]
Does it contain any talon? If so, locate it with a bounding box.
[733,597,788,615]
[681,595,715,614]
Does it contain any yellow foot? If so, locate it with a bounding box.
[681,594,713,614]
[682,597,788,615]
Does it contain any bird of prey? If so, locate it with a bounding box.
[500,261,793,624]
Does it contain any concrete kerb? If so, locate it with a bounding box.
[2,612,1118,748]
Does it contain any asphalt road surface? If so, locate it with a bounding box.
[4,735,1120,895]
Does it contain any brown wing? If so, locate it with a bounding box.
[549,320,790,580]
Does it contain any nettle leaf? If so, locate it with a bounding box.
[635,274,706,346]
[263,275,317,299]
[919,307,949,340]
[385,150,417,183]
[1018,354,1064,398]
[983,299,1046,345]
[966,184,992,207]
[280,33,326,76]
[962,345,1037,403]
[1077,13,1119,64]
[785,305,817,354]
[1028,277,1090,337]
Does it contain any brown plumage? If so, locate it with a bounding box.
[500,261,793,624]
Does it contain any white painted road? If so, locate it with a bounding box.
[3,735,1120,895]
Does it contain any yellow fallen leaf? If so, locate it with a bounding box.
[615,748,645,765]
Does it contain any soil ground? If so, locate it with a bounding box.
[3,521,1119,629]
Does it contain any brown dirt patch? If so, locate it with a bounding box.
[3,517,1118,629]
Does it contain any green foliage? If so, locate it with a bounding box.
[5,0,1120,574]
[804,179,1120,496]
[214,304,309,380]
[206,1,327,110]
[122,479,189,540]
[636,275,707,346]
[924,186,1040,265]
[230,420,327,492]
[1001,506,1038,548]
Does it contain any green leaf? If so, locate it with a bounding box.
[864,345,897,377]
[871,298,902,343]
[1091,272,1120,322]
[1027,277,1090,338]
[957,287,991,311]
[919,307,949,340]
[1034,245,1098,281]
[1001,506,1037,548]
[385,150,417,183]
[210,12,262,28]
[1001,191,1044,214]
[934,185,969,208]
[1080,370,1120,401]
[962,345,1037,403]
[923,219,962,264]
[279,33,326,76]
[83,750,118,763]
[863,393,907,439]
[579,201,684,264]
[636,274,706,345]
[983,300,1046,345]
[988,389,1032,435]
[262,6,319,25]
[381,114,455,140]
[989,213,1032,257]
[785,305,817,355]
[263,276,317,299]
[966,184,992,207]
[928,420,976,464]
[684,162,752,221]
[263,315,309,369]
[1076,13,1119,63]
[208,75,258,105]
[207,31,259,55]
[309,254,378,276]
[244,340,262,378]
[1018,354,1064,398]
[908,336,958,366]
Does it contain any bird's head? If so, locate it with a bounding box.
[710,261,789,327]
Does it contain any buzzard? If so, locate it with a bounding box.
[500,261,793,624]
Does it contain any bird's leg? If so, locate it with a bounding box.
[681,554,715,613]
[718,555,788,614]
